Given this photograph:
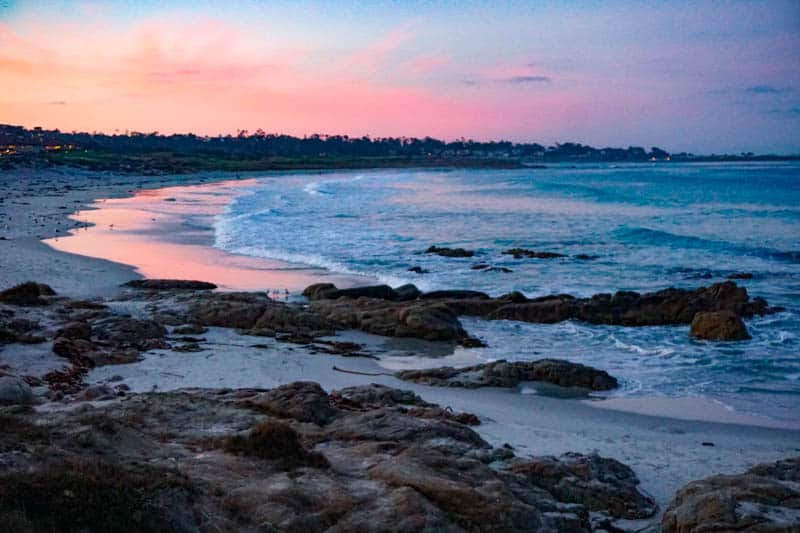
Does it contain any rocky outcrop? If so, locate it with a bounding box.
[508,452,657,519]
[91,316,167,350]
[396,359,618,391]
[489,281,770,326]
[311,297,472,344]
[0,383,657,531]
[123,279,218,290]
[503,248,566,259]
[690,310,751,341]
[425,245,475,257]
[662,457,800,532]
[244,381,338,425]
[0,282,56,306]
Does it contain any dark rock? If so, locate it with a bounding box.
[727,272,754,279]
[574,254,598,260]
[407,266,429,274]
[489,281,770,327]
[246,381,338,425]
[187,292,271,329]
[471,263,491,270]
[396,359,618,391]
[56,321,92,340]
[421,290,491,300]
[302,283,338,300]
[52,337,96,366]
[503,248,566,259]
[91,316,167,350]
[663,457,800,532]
[312,298,469,343]
[394,284,422,301]
[0,376,34,404]
[508,452,657,519]
[0,282,56,306]
[690,310,751,341]
[123,279,218,290]
[333,284,398,300]
[425,246,475,258]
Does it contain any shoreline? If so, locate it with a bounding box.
[2,166,799,523]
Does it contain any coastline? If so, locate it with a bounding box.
[2,166,799,521]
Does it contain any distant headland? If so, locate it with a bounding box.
[1,124,797,174]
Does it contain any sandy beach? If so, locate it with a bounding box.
[1,167,799,528]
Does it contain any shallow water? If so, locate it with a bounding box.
[214,162,800,424]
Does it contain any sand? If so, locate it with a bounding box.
[2,166,799,519]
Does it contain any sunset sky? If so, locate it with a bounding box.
[1,0,798,153]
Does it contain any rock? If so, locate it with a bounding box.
[246,381,338,425]
[224,420,329,468]
[0,282,56,306]
[0,383,658,532]
[662,457,800,532]
[187,292,271,329]
[503,248,565,259]
[508,452,657,519]
[0,376,34,404]
[332,284,399,300]
[52,337,96,365]
[728,272,754,279]
[574,254,599,260]
[407,266,429,274]
[394,284,422,301]
[424,245,475,258]
[331,383,433,409]
[123,279,217,290]
[302,283,338,300]
[312,298,469,343]
[489,281,770,327]
[690,310,751,341]
[56,321,92,340]
[421,290,491,300]
[91,316,167,350]
[396,359,618,391]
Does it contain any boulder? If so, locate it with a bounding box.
[396,359,618,391]
[56,321,92,340]
[424,246,475,258]
[245,381,338,425]
[394,284,422,301]
[302,283,338,300]
[0,282,56,306]
[0,376,34,404]
[312,298,469,343]
[123,279,218,290]
[187,292,271,329]
[91,316,167,350]
[662,457,800,532]
[508,452,657,519]
[690,310,751,341]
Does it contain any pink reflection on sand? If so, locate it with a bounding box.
[45,179,364,292]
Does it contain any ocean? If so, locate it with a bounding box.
[213,162,800,424]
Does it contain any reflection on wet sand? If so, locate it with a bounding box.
[44,179,368,292]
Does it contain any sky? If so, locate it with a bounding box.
[0,0,798,153]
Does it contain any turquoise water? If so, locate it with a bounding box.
[214,163,800,423]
